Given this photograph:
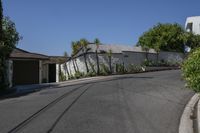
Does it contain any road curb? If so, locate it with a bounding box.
[179,93,200,133]
[197,96,200,133]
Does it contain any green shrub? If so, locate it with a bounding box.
[165,60,181,67]
[68,75,75,80]
[142,59,155,66]
[59,71,66,81]
[74,71,85,79]
[143,59,180,67]
[89,62,96,74]
[86,71,96,77]
[116,64,126,74]
[128,64,143,73]
[100,64,110,75]
[182,48,200,92]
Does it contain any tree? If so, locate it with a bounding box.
[79,38,89,73]
[107,49,112,74]
[0,0,4,89]
[0,0,2,43]
[138,23,186,52]
[185,32,200,50]
[137,32,151,61]
[137,23,186,64]
[0,16,21,89]
[94,38,100,75]
[63,51,70,79]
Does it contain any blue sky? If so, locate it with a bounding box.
[3,0,200,56]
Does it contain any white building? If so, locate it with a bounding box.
[185,16,200,34]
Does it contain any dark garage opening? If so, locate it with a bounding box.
[13,60,39,85]
[48,64,56,83]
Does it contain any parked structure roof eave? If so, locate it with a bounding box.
[10,48,50,60]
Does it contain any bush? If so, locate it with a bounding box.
[68,75,75,80]
[116,64,126,74]
[89,62,96,74]
[59,71,66,81]
[142,59,155,66]
[143,59,180,67]
[86,71,96,77]
[100,64,110,75]
[182,48,200,92]
[74,71,85,79]
[127,64,144,73]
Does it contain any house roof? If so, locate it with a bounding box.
[47,56,68,64]
[86,44,156,54]
[10,48,49,60]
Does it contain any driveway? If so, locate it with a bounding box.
[0,70,194,133]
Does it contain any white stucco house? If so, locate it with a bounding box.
[185,16,200,35]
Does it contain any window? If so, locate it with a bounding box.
[186,23,193,32]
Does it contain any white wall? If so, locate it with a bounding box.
[56,64,60,82]
[61,51,185,79]
[159,51,184,63]
[185,16,200,35]
[123,51,146,68]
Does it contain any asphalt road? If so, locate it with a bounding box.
[0,70,194,133]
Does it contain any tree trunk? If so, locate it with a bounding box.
[66,64,70,78]
[109,56,112,74]
[84,53,89,73]
[156,52,159,66]
[72,58,77,73]
[74,59,79,72]
[64,63,70,80]
[145,51,148,61]
[59,64,62,81]
[95,50,100,75]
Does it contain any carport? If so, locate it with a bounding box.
[9,48,49,86]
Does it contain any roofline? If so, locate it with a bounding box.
[10,48,50,59]
[10,57,49,60]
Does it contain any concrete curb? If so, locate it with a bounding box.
[179,94,200,133]
[197,96,200,133]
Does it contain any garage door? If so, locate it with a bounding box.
[13,60,39,85]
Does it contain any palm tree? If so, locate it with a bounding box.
[107,49,112,74]
[94,38,100,75]
[79,38,89,73]
[63,51,70,79]
[71,41,78,72]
